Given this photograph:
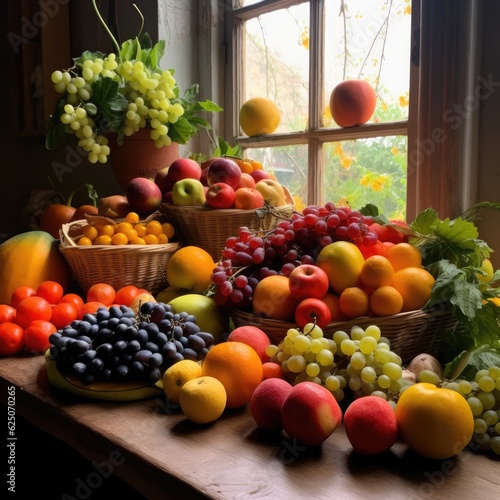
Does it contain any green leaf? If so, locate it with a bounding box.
[149,40,165,69]
[45,98,66,150]
[89,77,128,133]
[444,345,500,380]
[75,50,106,67]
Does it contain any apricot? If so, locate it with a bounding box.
[330,79,377,128]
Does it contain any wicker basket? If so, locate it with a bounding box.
[59,217,181,295]
[158,189,295,262]
[228,306,458,365]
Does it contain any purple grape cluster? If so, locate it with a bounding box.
[210,202,379,309]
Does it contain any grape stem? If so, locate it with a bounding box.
[92,0,121,58]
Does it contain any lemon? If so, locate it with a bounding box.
[162,360,202,404]
[179,376,227,424]
[477,258,494,284]
[239,97,281,136]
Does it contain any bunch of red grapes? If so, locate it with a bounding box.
[209,202,379,309]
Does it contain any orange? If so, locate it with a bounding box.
[11,286,36,308]
[24,320,57,353]
[201,341,263,409]
[252,275,300,322]
[59,293,85,311]
[360,255,394,289]
[179,376,227,424]
[391,267,435,312]
[0,322,24,356]
[322,292,348,322]
[262,361,284,379]
[114,285,141,307]
[339,287,370,319]
[166,246,216,294]
[36,280,64,305]
[386,242,422,272]
[369,286,403,316]
[50,302,78,330]
[15,296,52,328]
[0,305,16,324]
[86,283,116,306]
[77,301,107,319]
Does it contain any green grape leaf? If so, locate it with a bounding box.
[45,98,66,150]
[444,345,500,380]
[89,77,128,132]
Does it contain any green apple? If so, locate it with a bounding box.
[171,178,206,206]
[168,294,229,343]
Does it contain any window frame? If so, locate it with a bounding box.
[224,0,417,213]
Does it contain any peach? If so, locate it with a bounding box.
[227,325,271,362]
[234,187,265,210]
[250,378,292,430]
[343,395,399,455]
[330,79,377,127]
[238,172,256,189]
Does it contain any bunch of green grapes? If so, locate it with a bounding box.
[440,368,500,456]
[265,323,413,406]
[50,54,184,163]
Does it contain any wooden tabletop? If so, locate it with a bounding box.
[1,354,499,500]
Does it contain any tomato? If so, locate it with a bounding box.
[395,382,474,459]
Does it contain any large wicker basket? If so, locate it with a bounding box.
[228,306,458,365]
[59,217,180,295]
[159,190,295,262]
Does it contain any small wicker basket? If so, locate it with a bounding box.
[59,216,180,295]
[228,306,458,365]
[159,189,295,262]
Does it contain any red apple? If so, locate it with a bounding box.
[161,191,173,204]
[238,172,256,189]
[385,219,411,244]
[250,378,293,430]
[288,264,330,300]
[154,166,171,193]
[295,297,332,330]
[162,158,202,193]
[234,187,265,210]
[206,158,242,189]
[249,169,270,183]
[200,167,209,187]
[205,182,236,209]
[281,381,343,446]
[126,177,162,216]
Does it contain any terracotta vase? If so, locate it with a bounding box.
[108,128,180,191]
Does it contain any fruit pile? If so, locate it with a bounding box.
[155,156,291,210]
[0,281,157,356]
[49,300,215,386]
[73,212,176,246]
[208,201,431,324]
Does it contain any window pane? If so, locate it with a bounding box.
[324,0,412,127]
[324,136,407,218]
[243,4,309,133]
[244,145,309,209]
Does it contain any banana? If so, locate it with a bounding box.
[45,352,163,401]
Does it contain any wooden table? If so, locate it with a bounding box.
[1,354,499,499]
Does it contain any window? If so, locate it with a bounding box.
[225,0,414,218]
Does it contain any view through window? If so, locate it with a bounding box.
[230,0,412,218]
